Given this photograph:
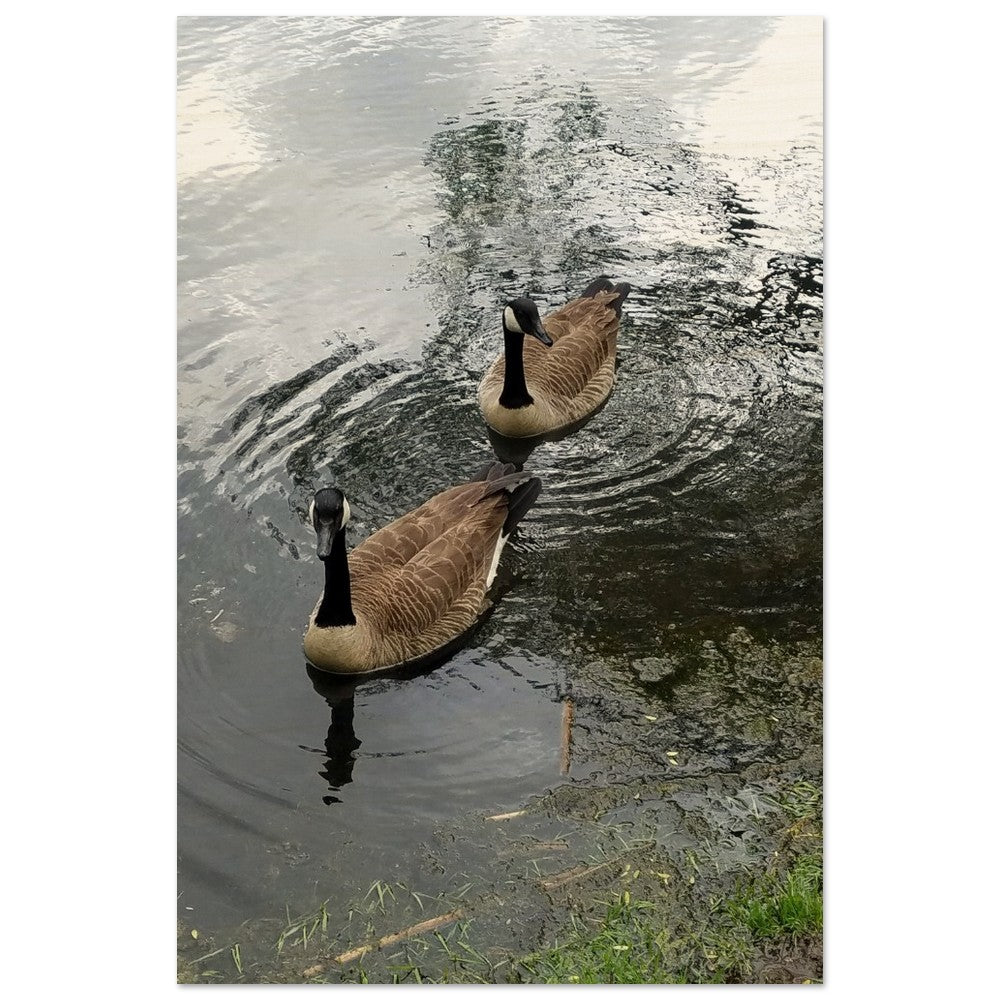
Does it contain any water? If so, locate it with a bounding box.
[177,15,822,950]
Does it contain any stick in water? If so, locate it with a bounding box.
[484,809,526,821]
[560,699,574,774]
[331,908,466,966]
[540,858,616,891]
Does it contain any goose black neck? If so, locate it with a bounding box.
[315,530,357,628]
[499,327,534,409]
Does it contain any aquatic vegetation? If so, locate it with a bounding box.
[770,780,823,821]
[511,857,822,984]
[276,899,329,954]
[177,769,822,984]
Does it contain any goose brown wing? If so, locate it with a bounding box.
[348,480,510,636]
[372,508,502,636]
[522,290,621,399]
[348,483,474,577]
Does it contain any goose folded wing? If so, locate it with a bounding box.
[524,301,618,399]
[347,484,472,578]
[372,518,499,637]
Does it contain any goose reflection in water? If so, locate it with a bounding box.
[486,398,615,468]
[305,660,452,804]
[305,665,438,804]
[302,574,516,803]
[304,666,365,804]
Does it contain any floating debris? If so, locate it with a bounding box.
[539,858,617,891]
[485,809,527,822]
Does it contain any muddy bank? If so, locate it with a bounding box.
[178,628,822,984]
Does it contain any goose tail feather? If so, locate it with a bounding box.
[471,462,542,534]
[609,281,631,318]
[580,275,615,297]
[472,460,518,484]
[580,275,631,317]
[501,476,543,537]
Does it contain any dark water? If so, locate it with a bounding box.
[178,15,822,942]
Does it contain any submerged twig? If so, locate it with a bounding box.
[560,698,574,774]
[539,858,617,891]
[331,908,466,966]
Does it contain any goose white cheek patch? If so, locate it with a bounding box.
[503,306,524,334]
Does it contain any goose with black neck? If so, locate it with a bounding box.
[479,275,631,439]
[303,463,542,675]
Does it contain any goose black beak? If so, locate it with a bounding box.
[531,323,553,347]
[316,524,336,560]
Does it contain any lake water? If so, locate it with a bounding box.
[177,14,822,968]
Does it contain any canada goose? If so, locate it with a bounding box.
[304,463,542,675]
[478,276,631,438]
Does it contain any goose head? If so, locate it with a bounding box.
[502,297,553,347]
[310,488,351,559]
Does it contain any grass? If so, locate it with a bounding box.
[179,841,822,985]
[727,855,823,940]
[517,892,676,984]
[513,853,822,985]
[769,780,822,821]
[276,900,329,954]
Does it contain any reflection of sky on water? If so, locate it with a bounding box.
[177,62,267,182]
[696,16,822,156]
[177,15,823,938]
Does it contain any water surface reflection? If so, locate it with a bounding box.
[177,14,822,939]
